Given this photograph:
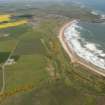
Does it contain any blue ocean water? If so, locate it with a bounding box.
[72,0,105,68]
[78,22,105,52]
[64,20,105,69]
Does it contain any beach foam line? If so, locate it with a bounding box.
[63,20,105,70]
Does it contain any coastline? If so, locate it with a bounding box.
[58,20,105,77]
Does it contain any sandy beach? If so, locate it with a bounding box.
[58,20,105,77]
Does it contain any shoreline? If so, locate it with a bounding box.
[58,20,105,77]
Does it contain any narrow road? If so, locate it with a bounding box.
[0,41,19,94]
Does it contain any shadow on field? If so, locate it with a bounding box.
[0,52,20,63]
[0,52,10,63]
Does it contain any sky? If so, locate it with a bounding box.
[0,0,105,12]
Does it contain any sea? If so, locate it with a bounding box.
[77,0,105,55]
[65,0,105,69]
[78,21,105,52]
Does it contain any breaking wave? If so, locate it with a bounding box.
[91,10,99,16]
[90,10,105,19]
[64,20,105,69]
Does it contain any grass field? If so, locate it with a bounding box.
[5,54,48,92]
[0,24,30,63]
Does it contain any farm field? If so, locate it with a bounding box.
[0,20,28,29]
